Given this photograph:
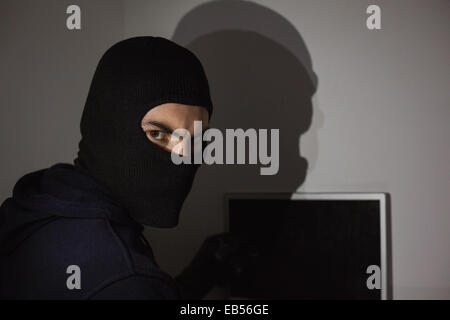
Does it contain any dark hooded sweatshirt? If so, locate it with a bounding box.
[0,163,181,299]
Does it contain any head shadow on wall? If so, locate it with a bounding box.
[171,0,319,231]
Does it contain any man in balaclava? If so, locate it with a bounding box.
[0,37,250,299]
[74,36,213,228]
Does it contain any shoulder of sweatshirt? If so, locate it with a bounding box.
[86,273,181,300]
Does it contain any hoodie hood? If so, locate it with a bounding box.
[0,163,142,255]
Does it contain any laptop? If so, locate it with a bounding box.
[225,192,390,299]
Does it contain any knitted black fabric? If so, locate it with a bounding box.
[74,36,213,227]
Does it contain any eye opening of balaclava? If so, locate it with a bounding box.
[74,36,213,228]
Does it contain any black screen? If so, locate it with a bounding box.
[228,198,382,299]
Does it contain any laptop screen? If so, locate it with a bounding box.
[228,195,385,299]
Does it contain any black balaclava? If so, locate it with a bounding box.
[74,36,213,228]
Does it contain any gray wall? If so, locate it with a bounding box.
[0,0,124,196]
[1,0,449,299]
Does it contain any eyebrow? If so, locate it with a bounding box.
[143,120,211,136]
[144,121,174,134]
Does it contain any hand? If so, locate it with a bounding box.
[175,232,259,299]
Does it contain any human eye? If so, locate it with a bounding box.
[142,123,185,153]
[149,130,167,141]
[145,129,173,148]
